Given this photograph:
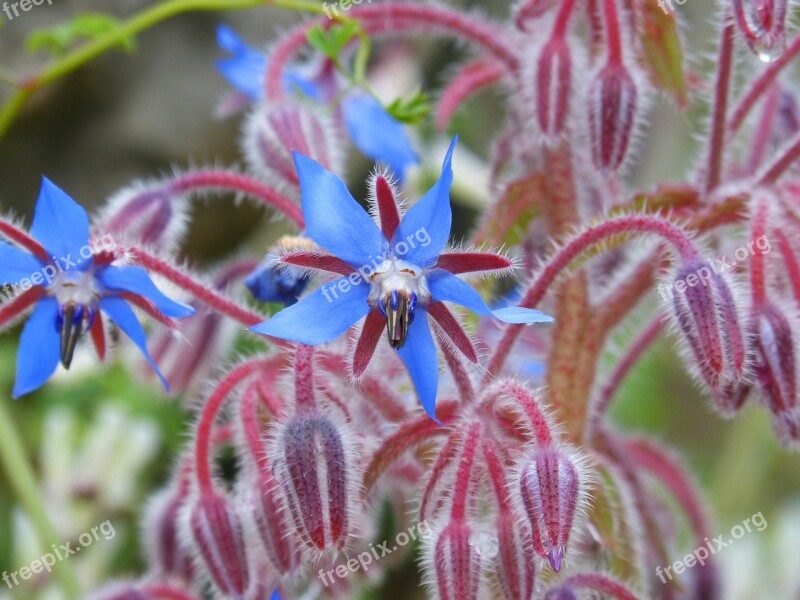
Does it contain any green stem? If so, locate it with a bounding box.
[0,0,324,138]
[0,395,81,599]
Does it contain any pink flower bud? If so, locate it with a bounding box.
[429,522,482,600]
[753,302,800,443]
[587,63,638,174]
[273,412,353,553]
[669,259,748,410]
[494,512,535,600]
[188,490,250,597]
[242,102,340,193]
[535,36,572,137]
[516,445,585,572]
[141,485,194,581]
[240,469,302,574]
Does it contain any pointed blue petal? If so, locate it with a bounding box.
[99,296,169,391]
[429,270,554,324]
[30,177,90,261]
[216,24,267,100]
[13,297,60,398]
[294,152,386,268]
[397,308,440,423]
[0,242,44,285]
[270,590,281,600]
[391,137,457,267]
[96,265,195,318]
[250,277,370,344]
[342,92,418,179]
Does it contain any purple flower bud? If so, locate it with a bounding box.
[516,445,584,572]
[188,489,250,597]
[141,485,194,581]
[753,302,800,443]
[428,522,482,600]
[732,0,788,61]
[98,183,186,252]
[273,412,353,553]
[587,63,638,174]
[669,259,748,410]
[535,36,572,137]
[242,102,340,193]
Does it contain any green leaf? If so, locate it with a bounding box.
[26,12,135,56]
[386,91,431,125]
[306,20,362,61]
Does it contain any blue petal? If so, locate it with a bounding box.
[99,296,169,391]
[245,261,309,306]
[216,24,319,101]
[429,270,554,324]
[13,297,60,398]
[391,137,457,267]
[0,242,44,285]
[95,265,195,318]
[396,308,441,423]
[342,92,418,179]
[294,152,386,268]
[30,177,90,262]
[250,277,370,344]
[270,590,281,600]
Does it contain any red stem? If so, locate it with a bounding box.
[128,246,268,328]
[758,128,800,185]
[168,170,304,228]
[705,22,736,194]
[482,381,552,447]
[775,227,800,304]
[194,359,266,491]
[450,422,481,522]
[142,584,199,600]
[750,197,769,305]
[560,572,640,600]
[486,214,698,374]
[601,0,623,64]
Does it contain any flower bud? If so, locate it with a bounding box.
[516,445,584,572]
[428,522,482,600]
[240,469,302,575]
[494,512,535,600]
[669,259,748,410]
[535,36,572,138]
[732,0,788,61]
[753,302,800,443]
[242,102,341,193]
[188,489,250,597]
[245,258,309,306]
[587,63,638,174]
[273,412,353,553]
[141,485,194,580]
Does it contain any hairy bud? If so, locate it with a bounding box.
[587,63,638,174]
[535,36,572,138]
[669,259,749,410]
[428,522,482,600]
[141,485,194,581]
[494,512,535,600]
[242,103,340,193]
[273,412,353,553]
[188,490,250,596]
[732,0,788,61]
[516,445,584,572]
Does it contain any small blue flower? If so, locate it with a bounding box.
[0,178,194,397]
[215,24,419,179]
[251,137,553,421]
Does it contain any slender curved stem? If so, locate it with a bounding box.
[0,395,81,599]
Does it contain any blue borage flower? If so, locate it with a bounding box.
[251,137,554,421]
[215,24,418,180]
[0,178,194,397]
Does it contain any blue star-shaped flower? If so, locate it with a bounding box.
[0,178,195,397]
[251,137,554,421]
[215,24,418,179]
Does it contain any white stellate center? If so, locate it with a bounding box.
[367,259,430,307]
[49,269,100,308]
